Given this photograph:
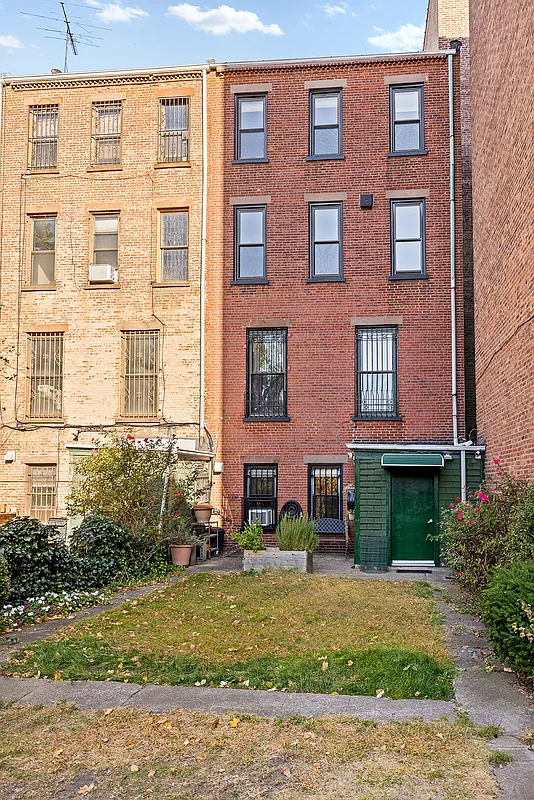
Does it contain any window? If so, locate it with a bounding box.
[309,465,342,519]
[235,206,266,281]
[246,328,287,420]
[121,330,159,418]
[160,211,188,281]
[28,105,58,169]
[28,465,57,522]
[158,98,189,162]
[91,101,122,165]
[235,94,267,161]
[244,465,277,529]
[92,214,119,268]
[30,216,56,286]
[309,202,342,279]
[391,199,425,276]
[355,327,398,419]
[28,332,64,419]
[309,90,341,158]
[390,85,424,154]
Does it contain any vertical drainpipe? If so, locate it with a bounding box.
[448,52,466,500]
[199,66,208,447]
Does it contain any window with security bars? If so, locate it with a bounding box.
[158,98,189,162]
[28,105,58,169]
[160,211,188,281]
[309,465,342,519]
[30,216,56,286]
[122,331,159,418]
[91,101,122,165]
[246,329,287,419]
[390,85,424,154]
[28,332,64,419]
[28,465,57,522]
[244,465,277,529]
[356,327,398,418]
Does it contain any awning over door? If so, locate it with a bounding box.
[381,453,444,468]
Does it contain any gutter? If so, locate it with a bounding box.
[199,65,209,445]
[346,443,485,453]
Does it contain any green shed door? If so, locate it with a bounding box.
[391,469,435,563]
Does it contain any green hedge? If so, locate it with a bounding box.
[0,554,10,607]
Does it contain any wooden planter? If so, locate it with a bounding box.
[243,547,313,573]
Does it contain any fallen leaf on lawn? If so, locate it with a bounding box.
[163,721,173,729]
[331,691,339,695]
[53,748,63,757]
[196,756,203,762]
[102,737,109,743]
[183,739,190,746]
[103,708,114,717]
[436,732,444,739]
[415,691,421,696]
[148,769,156,777]
[130,765,139,772]
[347,660,353,666]
[241,679,250,687]
[283,768,291,777]
[212,719,220,729]
[376,689,385,698]
[228,718,240,727]
[77,785,95,795]
[53,670,62,681]
[321,661,328,671]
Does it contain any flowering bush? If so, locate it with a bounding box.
[0,589,108,634]
[512,602,534,645]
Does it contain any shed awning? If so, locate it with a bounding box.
[381,453,444,468]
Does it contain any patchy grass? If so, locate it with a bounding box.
[488,750,513,766]
[0,703,497,799]
[2,573,454,699]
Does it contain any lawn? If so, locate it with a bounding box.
[0,703,497,799]
[2,572,455,699]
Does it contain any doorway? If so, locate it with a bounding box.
[390,469,437,564]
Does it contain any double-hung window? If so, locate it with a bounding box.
[91,101,122,166]
[355,327,398,419]
[390,85,425,154]
[309,202,342,279]
[28,464,57,522]
[121,330,159,418]
[235,206,266,281]
[391,199,426,276]
[92,213,119,269]
[235,95,267,161]
[246,328,287,420]
[28,332,64,420]
[244,465,277,529]
[309,465,342,520]
[309,90,342,158]
[160,211,188,281]
[28,105,58,170]
[30,216,56,286]
[158,98,189,162]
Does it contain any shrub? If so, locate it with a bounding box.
[508,483,534,561]
[0,554,10,607]
[276,515,319,552]
[70,516,134,588]
[232,521,264,552]
[0,517,81,603]
[481,561,534,675]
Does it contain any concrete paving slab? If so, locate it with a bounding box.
[0,676,142,710]
[0,675,35,703]
[492,763,534,800]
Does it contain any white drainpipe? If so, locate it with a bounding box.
[199,65,209,446]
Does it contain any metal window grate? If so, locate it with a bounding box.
[356,327,398,418]
[246,328,287,419]
[122,331,159,418]
[160,211,188,281]
[91,101,122,165]
[28,332,63,419]
[158,98,189,162]
[310,466,342,519]
[28,105,58,169]
[244,465,277,529]
[28,465,57,523]
[30,216,56,286]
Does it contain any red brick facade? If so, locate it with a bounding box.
[217,54,465,535]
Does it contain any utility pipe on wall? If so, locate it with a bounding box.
[199,65,208,445]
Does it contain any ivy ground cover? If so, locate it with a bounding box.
[2,572,454,699]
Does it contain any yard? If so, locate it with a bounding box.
[3,572,454,699]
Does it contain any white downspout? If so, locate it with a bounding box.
[448,53,465,500]
[199,66,208,446]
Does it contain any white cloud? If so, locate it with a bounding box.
[0,34,23,49]
[367,22,424,52]
[167,4,283,35]
[323,2,347,15]
[85,2,149,23]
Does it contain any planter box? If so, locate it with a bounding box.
[243,547,313,573]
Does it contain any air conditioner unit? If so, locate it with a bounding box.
[89,263,117,283]
[248,508,272,526]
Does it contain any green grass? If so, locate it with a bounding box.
[488,750,513,766]
[2,572,454,699]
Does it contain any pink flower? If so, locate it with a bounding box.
[176,492,182,498]
[457,513,463,520]
[476,507,481,512]
[469,520,475,525]
[175,512,181,518]
[493,457,500,465]
[449,503,454,508]
[497,471,503,476]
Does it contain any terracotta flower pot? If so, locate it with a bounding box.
[192,504,213,524]
[170,544,193,566]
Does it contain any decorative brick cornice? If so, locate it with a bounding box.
[10,72,202,91]
[222,53,450,77]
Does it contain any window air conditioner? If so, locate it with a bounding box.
[89,263,117,283]
[249,508,272,526]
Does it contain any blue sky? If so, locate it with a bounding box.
[0,0,429,76]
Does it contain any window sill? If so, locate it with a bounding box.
[352,415,403,422]
[232,158,270,164]
[243,416,291,423]
[306,154,345,161]
[25,169,59,175]
[151,281,190,287]
[25,418,64,424]
[84,283,121,290]
[231,278,269,286]
[21,285,57,292]
[387,150,428,157]
[153,161,191,169]
[86,165,122,172]
[306,276,345,283]
[115,417,162,424]
[388,273,428,281]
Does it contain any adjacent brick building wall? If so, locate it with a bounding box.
[218,54,465,536]
[470,0,534,478]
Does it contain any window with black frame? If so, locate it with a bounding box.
[309,465,342,519]
[244,465,277,529]
[355,326,398,419]
[309,90,342,158]
[391,199,425,276]
[235,95,267,161]
[309,202,342,279]
[246,328,287,419]
[235,206,266,281]
[390,85,425,154]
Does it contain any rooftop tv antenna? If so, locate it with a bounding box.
[21,1,109,73]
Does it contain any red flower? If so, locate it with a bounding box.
[455,497,461,502]
[497,471,503,476]
[126,434,135,441]
[175,512,181,518]
[493,457,500,465]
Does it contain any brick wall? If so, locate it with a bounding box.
[470,0,534,478]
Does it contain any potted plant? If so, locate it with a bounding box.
[192,503,214,524]
[166,513,202,566]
